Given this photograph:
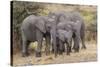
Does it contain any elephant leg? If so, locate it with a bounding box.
[51,43,54,53]
[36,40,42,57]
[73,32,80,52]
[36,30,43,57]
[66,41,70,55]
[56,43,59,54]
[69,38,72,52]
[73,39,78,52]
[21,31,29,57]
[72,33,76,50]
[59,40,63,55]
[74,37,80,52]
[69,45,72,53]
[80,31,86,49]
[61,42,65,52]
[56,38,60,54]
[81,35,86,49]
[45,34,51,55]
[22,40,27,57]
[26,41,30,55]
[53,43,57,57]
[22,40,30,57]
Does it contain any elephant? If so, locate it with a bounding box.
[21,15,52,57]
[51,21,75,55]
[46,17,58,57]
[55,21,77,55]
[56,29,73,55]
[48,11,86,54]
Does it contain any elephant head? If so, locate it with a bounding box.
[57,29,73,42]
[35,16,46,33]
[48,11,67,23]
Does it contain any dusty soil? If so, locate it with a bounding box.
[12,42,97,66]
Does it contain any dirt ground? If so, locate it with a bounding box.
[12,42,97,66]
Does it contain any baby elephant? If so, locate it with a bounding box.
[56,29,73,55]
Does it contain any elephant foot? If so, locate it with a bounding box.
[67,50,70,55]
[66,51,70,55]
[73,45,79,52]
[81,46,86,49]
[36,52,41,57]
[72,47,75,50]
[51,49,54,53]
[69,50,72,53]
[69,47,72,52]
[74,49,79,52]
[54,52,57,58]
[67,53,70,55]
[58,50,63,55]
[62,49,65,52]
[22,52,29,57]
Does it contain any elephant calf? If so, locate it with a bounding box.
[55,22,74,55]
[56,29,73,55]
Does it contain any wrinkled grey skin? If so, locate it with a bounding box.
[56,29,72,55]
[21,15,51,57]
[56,21,73,54]
[56,22,73,55]
[48,11,86,54]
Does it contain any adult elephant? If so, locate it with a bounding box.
[48,11,86,54]
[21,15,51,57]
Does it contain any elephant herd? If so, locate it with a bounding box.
[21,11,86,57]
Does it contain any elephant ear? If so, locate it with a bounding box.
[35,18,46,33]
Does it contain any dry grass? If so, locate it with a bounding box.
[12,42,97,66]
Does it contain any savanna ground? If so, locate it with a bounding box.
[12,41,97,66]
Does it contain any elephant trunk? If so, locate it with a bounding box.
[51,27,57,57]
